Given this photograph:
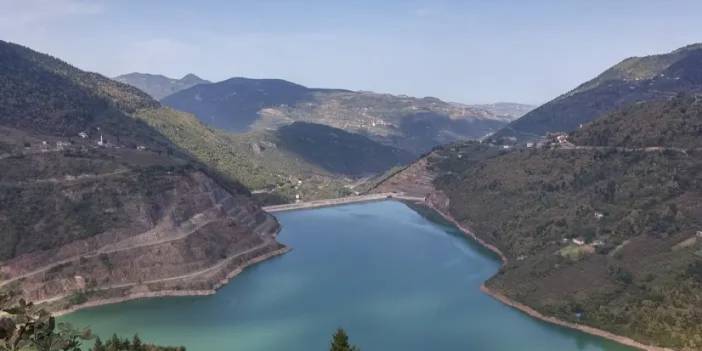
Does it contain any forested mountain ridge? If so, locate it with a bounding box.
[492,43,702,142]
[570,94,702,149]
[372,96,702,350]
[161,77,518,155]
[0,40,284,312]
[114,72,210,100]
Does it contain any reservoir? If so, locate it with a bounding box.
[62,201,636,351]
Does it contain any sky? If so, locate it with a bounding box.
[1,0,702,105]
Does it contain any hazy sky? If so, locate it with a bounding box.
[1,0,702,104]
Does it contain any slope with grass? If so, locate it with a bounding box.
[493,43,702,142]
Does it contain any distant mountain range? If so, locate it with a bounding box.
[493,43,702,142]
[464,102,534,120]
[114,72,210,100]
[153,77,527,155]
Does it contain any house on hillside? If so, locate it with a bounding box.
[545,132,575,148]
[697,231,702,238]
[572,238,585,246]
[56,141,70,151]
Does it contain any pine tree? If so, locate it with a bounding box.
[131,334,143,351]
[107,334,121,351]
[93,336,105,351]
[330,328,360,351]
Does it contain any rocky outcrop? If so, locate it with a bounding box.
[370,156,437,197]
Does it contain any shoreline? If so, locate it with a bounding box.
[53,246,290,317]
[422,200,672,351]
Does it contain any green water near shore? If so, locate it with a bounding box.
[62,200,636,351]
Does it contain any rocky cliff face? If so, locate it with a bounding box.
[0,143,283,311]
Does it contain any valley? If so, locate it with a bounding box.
[1,11,701,350]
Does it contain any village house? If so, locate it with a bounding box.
[56,141,70,150]
[572,238,585,246]
[594,212,604,220]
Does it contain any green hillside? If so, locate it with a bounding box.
[493,43,702,143]
[418,97,702,350]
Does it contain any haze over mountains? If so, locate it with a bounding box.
[494,43,702,142]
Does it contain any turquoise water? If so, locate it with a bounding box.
[62,201,635,351]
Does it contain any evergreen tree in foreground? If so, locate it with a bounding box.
[92,333,184,351]
[330,328,360,351]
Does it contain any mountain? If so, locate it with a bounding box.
[570,94,702,149]
[276,122,414,175]
[137,107,406,205]
[370,96,702,350]
[466,102,534,119]
[0,40,283,311]
[161,78,513,154]
[493,43,702,142]
[114,72,210,100]
[161,78,324,132]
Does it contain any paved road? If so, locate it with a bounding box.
[262,193,425,213]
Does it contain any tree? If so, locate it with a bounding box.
[93,337,105,351]
[1,294,183,351]
[330,328,359,351]
[0,295,91,351]
[107,334,121,351]
[130,334,142,351]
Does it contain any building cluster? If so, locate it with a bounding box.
[526,132,575,149]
